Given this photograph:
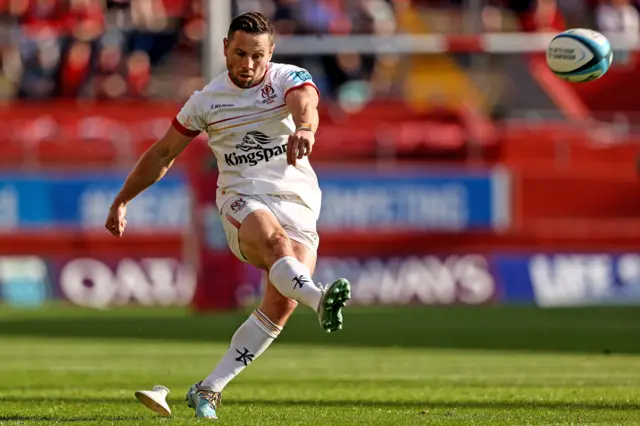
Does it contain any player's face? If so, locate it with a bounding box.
[224,32,274,88]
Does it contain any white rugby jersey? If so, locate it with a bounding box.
[172,62,322,218]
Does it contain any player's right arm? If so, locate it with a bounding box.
[105,91,206,237]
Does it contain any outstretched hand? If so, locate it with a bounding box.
[105,202,127,238]
[287,129,314,166]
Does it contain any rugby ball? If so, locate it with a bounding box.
[546,28,613,83]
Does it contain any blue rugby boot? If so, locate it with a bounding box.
[185,382,221,420]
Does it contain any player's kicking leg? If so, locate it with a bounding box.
[238,210,350,333]
[238,208,350,332]
[186,207,350,419]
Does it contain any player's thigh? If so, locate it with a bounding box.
[221,194,316,271]
[238,209,294,271]
[220,195,276,269]
[264,195,320,264]
[258,240,317,325]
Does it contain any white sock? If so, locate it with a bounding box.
[200,309,281,392]
[268,256,322,310]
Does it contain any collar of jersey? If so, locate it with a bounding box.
[227,64,270,90]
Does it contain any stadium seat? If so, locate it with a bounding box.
[34,139,122,167]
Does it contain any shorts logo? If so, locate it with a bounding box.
[230,198,247,213]
[225,131,287,167]
[261,83,277,105]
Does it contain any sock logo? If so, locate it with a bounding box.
[292,275,310,290]
[235,347,255,366]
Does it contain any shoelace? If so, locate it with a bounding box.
[198,389,222,408]
[316,282,327,313]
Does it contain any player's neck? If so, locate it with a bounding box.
[228,64,269,89]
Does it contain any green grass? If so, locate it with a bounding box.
[1,305,640,424]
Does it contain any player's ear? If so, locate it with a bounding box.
[223,37,229,56]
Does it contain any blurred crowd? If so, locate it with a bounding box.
[0,0,207,100]
[0,0,638,101]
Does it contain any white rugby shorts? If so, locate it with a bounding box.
[220,194,319,262]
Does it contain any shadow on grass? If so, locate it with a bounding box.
[2,396,640,411]
[0,414,144,422]
[2,306,640,354]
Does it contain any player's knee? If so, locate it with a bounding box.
[264,230,292,261]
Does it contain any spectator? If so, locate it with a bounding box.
[512,0,567,32]
[91,42,127,99]
[595,0,640,33]
[17,37,60,98]
[595,0,640,64]
[58,39,91,96]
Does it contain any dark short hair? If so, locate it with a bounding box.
[227,12,275,40]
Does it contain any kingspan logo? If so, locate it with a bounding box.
[225,131,287,167]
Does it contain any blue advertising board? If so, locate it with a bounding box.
[494,253,640,307]
[0,166,510,233]
[0,256,50,307]
[317,167,510,232]
[0,171,190,231]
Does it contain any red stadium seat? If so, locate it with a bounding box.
[0,140,27,167]
[34,139,122,167]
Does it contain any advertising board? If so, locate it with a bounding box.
[495,253,640,307]
[0,172,189,231]
[317,168,510,232]
[0,256,194,308]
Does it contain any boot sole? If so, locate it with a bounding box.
[320,279,351,333]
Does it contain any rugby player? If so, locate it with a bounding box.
[104,11,351,420]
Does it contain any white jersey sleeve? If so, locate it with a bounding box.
[172,90,208,137]
[272,64,320,100]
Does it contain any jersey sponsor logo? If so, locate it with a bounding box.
[225,131,287,167]
[261,83,277,105]
[289,70,312,83]
[236,131,275,151]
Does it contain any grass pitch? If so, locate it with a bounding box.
[1,305,640,425]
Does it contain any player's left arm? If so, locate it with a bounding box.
[285,85,319,166]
